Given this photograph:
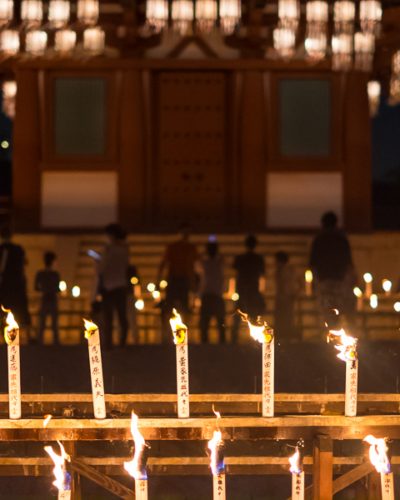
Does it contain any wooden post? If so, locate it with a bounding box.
[313,435,333,500]
[62,442,81,500]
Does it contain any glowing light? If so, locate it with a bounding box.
[171,0,194,35]
[370,294,378,309]
[208,407,224,477]
[2,306,18,344]
[382,280,392,293]
[273,27,296,59]
[159,280,168,289]
[170,308,187,344]
[0,30,20,55]
[368,80,380,117]
[364,273,373,283]
[83,318,98,339]
[394,302,400,312]
[26,30,47,56]
[131,276,139,285]
[43,414,52,427]
[124,412,148,480]
[327,328,357,362]
[146,0,168,32]
[59,281,67,292]
[147,283,156,292]
[77,0,99,25]
[21,0,43,22]
[239,311,273,344]
[83,27,105,54]
[55,29,76,52]
[353,287,362,297]
[289,447,301,475]
[196,0,217,33]
[72,286,80,297]
[135,299,145,310]
[48,0,70,26]
[44,442,71,491]
[0,0,13,24]
[1,141,9,148]
[152,290,160,299]
[305,270,313,283]
[364,435,390,474]
[219,0,241,35]
[231,292,239,301]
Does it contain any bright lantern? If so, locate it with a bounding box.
[171,0,194,35]
[306,1,328,22]
[219,0,241,35]
[354,32,375,72]
[48,0,70,26]
[2,80,16,119]
[0,0,13,24]
[83,27,105,54]
[146,0,168,31]
[305,25,327,60]
[21,0,43,22]
[333,1,355,23]
[196,0,217,34]
[77,0,99,25]
[278,0,300,31]
[273,27,296,59]
[55,30,76,52]
[0,29,19,54]
[367,80,380,117]
[25,30,47,56]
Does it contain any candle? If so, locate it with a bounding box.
[370,294,378,309]
[240,312,274,417]
[2,307,21,419]
[124,411,149,500]
[382,279,392,296]
[363,273,373,298]
[170,309,190,418]
[328,328,358,417]
[83,319,106,419]
[364,436,394,500]
[44,442,72,500]
[208,409,226,500]
[305,270,313,296]
[353,287,363,311]
[289,442,305,500]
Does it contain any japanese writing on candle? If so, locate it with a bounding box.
[217,473,224,497]
[84,319,106,419]
[294,475,302,498]
[348,362,357,415]
[178,345,189,416]
[8,344,20,418]
[58,491,71,500]
[263,341,274,416]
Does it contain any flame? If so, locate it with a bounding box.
[238,311,273,344]
[2,306,18,344]
[305,270,313,283]
[169,308,187,344]
[44,442,71,491]
[124,411,147,480]
[364,435,391,474]
[327,328,357,362]
[289,447,302,475]
[208,406,224,476]
[83,318,98,339]
[43,414,52,427]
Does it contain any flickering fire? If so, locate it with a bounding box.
[2,306,18,344]
[83,318,98,339]
[124,411,148,480]
[44,442,71,491]
[170,308,187,344]
[327,328,357,362]
[43,414,52,427]
[208,406,224,476]
[289,447,302,475]
[364,435,391,474]
[238,311,273,344]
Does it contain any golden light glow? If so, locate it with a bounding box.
[59,281,67,292]
[159,280,168,289]
[43,414,52,427]
[364,273,373,283]
[231,292,239,301]
[289,447,301,475]
[130,276,139,285]
[44,441,70,491]
[2,306,18,344]
[83,318,98,339]
[152,290,161,299]
[124,411,147,480]
[394,302,400,312]
[72,286,80,297]
[353,287,362,297]
[382,279,392,292]
[208,429,223,476]
[238,311,273,344]
[370,294,378,309]
[170,308,187,344]
[135,299,145,310]
[327,328,357,362]
[305,270,313,283]
[364,435,391,474]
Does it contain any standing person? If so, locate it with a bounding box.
[198,240,225,343]
[274,251,302,341]
[309,212,356,327]
[35,252,60,344]
[0,227,31,334]
[98,223,130,350]
[231,235,265,343]
[157,224,199,342]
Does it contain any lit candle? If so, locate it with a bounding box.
[208,408,226,500]
[364,273,373,298]
[305,270,313,296]
[44,442,72,500]
[124,411,148,500]
[240,312,274,417]
[170,309,190,418]
[353,287,363,311]
[59,281,67,297]
[228,277,235,296]
[83,319,106,419]
[2,307,21,419]
[364,435,394,500]
[370,294,378,309]
[289,441,305,500]
[328,328,358,417]
[382,279,392,297]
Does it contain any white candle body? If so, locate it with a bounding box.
[262,340,274,417]
[58,490,71,500]
[7,330,21,419]
[345,358,358,417]
[87,329,106,419]
[305,281,312,296]
[292,472,305,500]
[365,281,372,298]
[135,479,148,500]
[176,343,189,418]
[357,296,363,311]
[213,472,226,500]
[381,472,395,500]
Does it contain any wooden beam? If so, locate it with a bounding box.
[63,442,82,500]
[69,458,135,500]
[313,435,333,500]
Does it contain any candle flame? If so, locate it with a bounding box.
[305,270,313,283]
[238,311,273,344]
[327,328,357,362]
[169,308,187,344]
[208,406,224,476]
[83,318,98,339]
[289,447,302,475]
[364,435,391,474]
[212,404,221,431]
[124,411,147,480]
[2,306,18,344]
[44,442,71,491]
[43,414,52,427]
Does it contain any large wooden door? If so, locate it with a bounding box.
[155,71,227,232]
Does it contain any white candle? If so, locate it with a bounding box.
[170,309,190,418]
[58,491,71,500]
[262,339,274,417]
[383,280,392,297]
[305,270,313,296]
[292,472,305,500]
[3,309,21,420]
[364,273,373,298]
[213,472,226,500]
[135,479,148,500]
[84,320,106,419]
[381,472,395,500]
[345,357,358,417]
